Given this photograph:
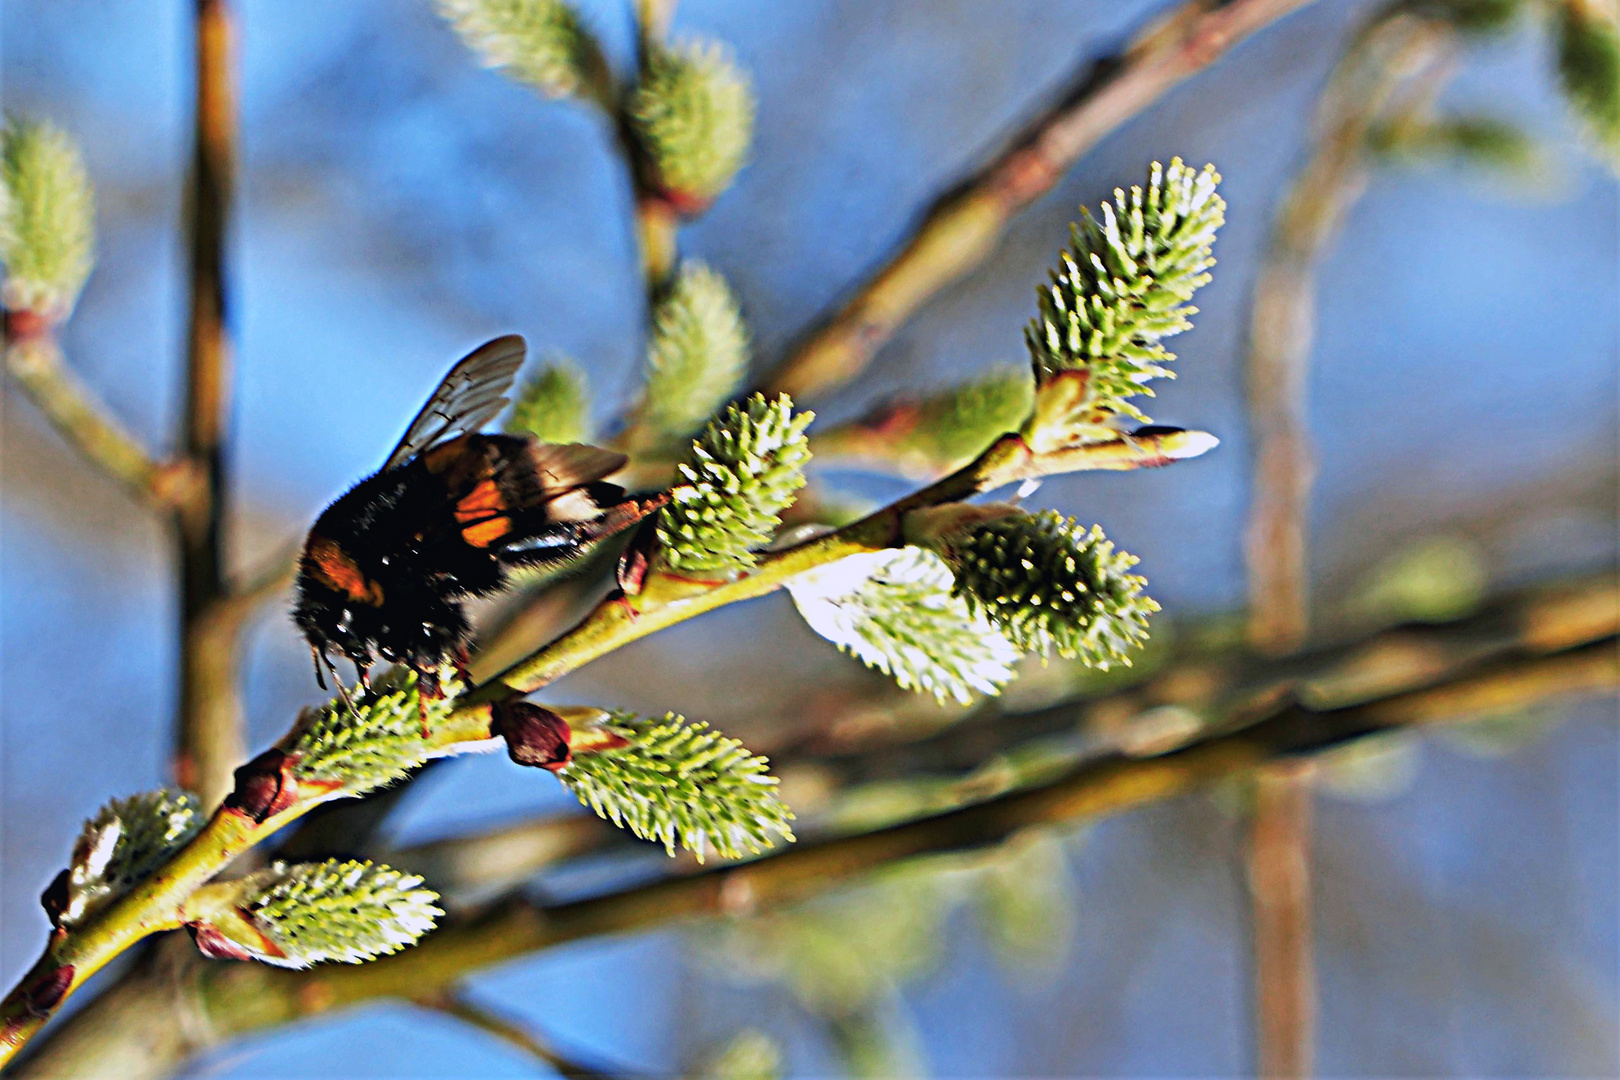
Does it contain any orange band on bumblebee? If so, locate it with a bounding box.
[461,516,512,548]
[306,535,386,605]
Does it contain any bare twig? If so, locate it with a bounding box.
[758,0,1318,401]
[393,814,621,899]
[1242,13,1457,1077]
[416,992,627,1080]
[3,334,191,509]
[174,0,243,809]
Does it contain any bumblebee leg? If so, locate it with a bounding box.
[310,643,328,691]
[331,671,360,721]
[415,667,443,739]
[354,659,372,692]
[452,645,473,688]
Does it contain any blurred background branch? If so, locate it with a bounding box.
[174,0,244,809]
[758,0,1318,401]
[1239,6,1532,1071]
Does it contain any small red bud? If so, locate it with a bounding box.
[24,965,74,1015]
[616,530,654,597]
[39,870,71,927]
[222,748,299,824]
[187,922,257,963]
[2,308,51,343]
[646,184,713,219]
[494,701,573,771]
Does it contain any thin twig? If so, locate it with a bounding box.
[393,812,621,899]
[1242,13,1457,1077]
[416,991,627,1080]
[757,0,1318,401]
[175,0,243,809]
[3,334,191,508]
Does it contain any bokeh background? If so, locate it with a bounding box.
[2,0,1616,1075]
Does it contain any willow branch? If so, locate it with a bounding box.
[474,429,1211,698]
[14,573,1611,1079]
[398,573,1620,899]
[757,0,1317,401]
[2,334,191,509]
[392,813,622,899]
[175,642,1620,1062]
[1242,14,1458,1076]
[1246,10,1454,652]
[798,574,1619,786]
[414,992,626,1080]
[0,422,1213,1065]
[173,0,243,809]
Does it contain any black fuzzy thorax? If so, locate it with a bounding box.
[293,435,620,675]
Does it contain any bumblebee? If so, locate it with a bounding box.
[294,335,659,700]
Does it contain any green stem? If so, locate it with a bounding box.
[2,336,182,508]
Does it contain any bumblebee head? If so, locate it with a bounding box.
[292,585,370,664]
[294,533,388,658]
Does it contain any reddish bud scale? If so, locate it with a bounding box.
[860,400,923,440]
[222,749,301,824]
[494,701,573,771]
[23,966,74,1016]
[187,923,257,963]
[646,184,714,219]
[186,914,292,965]
[1,308,51,343]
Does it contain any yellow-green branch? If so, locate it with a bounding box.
[0,425,1213,1066]
[12,574,1611,1079]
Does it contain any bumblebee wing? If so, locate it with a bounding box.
[382,335,527,470]
[530,442,626,495]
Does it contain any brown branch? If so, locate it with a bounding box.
[1245,11,1453,652]
[391,813,621,899]
[757,0,1318,401]
[174,0,243,809]
[794,574,1619,788]
[414,992,628,1080]
[339,574,1620,901]
[1242,13,1458,1076]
